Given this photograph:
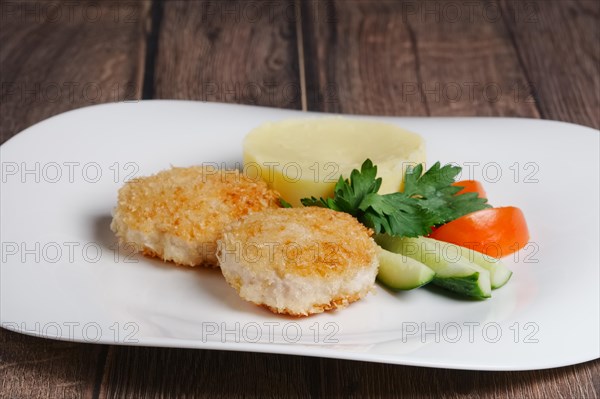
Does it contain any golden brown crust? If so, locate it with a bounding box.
[112,166,280,266]
[260,291,366,317]
[218,207,379,316]
[115,166,280,239]
[220,207,376,278]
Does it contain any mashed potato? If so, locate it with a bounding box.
[243,118,426,206]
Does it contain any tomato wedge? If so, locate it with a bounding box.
[429,207,529,258]
[453,180,487,198]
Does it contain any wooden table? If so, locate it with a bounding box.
[1,1,598,397]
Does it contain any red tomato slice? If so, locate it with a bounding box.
[452,180,487,198]
[429,207,529,258]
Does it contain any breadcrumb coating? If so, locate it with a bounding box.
[218,207,379,316]
[111,166,280,267]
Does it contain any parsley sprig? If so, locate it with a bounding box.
[299,159,490,237]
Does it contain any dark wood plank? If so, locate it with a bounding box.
[401,0,539,117]
[0,329,107,399]
[302,0,539,117]
[152,0,301,109]
[301,0,429,115]
[0,0,151,144]
[0,1,150,398]
[500,0,600,129]
[315,358,600,398]
[99,346,599,399]
[100,348,316,398]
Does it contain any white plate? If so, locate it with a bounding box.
[1,101,599,371]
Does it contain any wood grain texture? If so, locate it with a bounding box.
[314,358,600,398]
[302,0,539,117]
[98,347,600,398]
[0,329,106,399]
[301,0,429,115]
[152,0,301,109]
[99,348,318,399]
[0,1,150,398]
[0,0,151,144]
[401,0,540,117]
[500,0,600,128]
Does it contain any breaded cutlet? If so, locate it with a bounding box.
[217,207,379,316]
[111,166,281,267]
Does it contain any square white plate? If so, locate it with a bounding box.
[1,101,598,370]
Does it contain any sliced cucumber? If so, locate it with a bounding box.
[375,235,492,298]
[487,263,512,289]
[433,265,489,298]
[456,247,513,289]
[377,248,435,290]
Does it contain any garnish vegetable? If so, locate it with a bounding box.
[428,206,530,258]
[452,180,487,198]
[300,160,490,238]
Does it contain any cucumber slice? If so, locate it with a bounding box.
[377,248,435,290]
[456,247,513,289]
[375,235,492,298]
[433,266,489,298]
[488,263,512,289]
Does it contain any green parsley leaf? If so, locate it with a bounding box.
[279,197,293,208]
[404,162,491,225]
[300,159,381,215]
[403,162,460,197]
[300,159,491,237]
[359,192,435,237]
